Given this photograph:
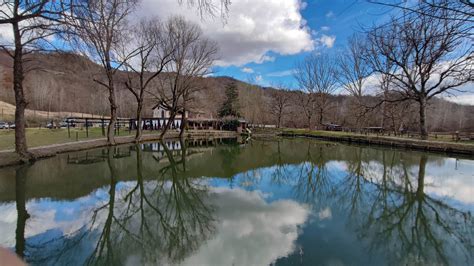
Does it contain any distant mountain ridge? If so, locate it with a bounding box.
[0,51,472,131]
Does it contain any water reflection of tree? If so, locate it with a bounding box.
[357,154,473,265]
[14,165,30,259]
[293,143,333,203]
[26,141,215,265]
[288,144,474,265]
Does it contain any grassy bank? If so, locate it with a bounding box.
[0,129,238,167]
[281,129,474,156]
[0,128,135,151]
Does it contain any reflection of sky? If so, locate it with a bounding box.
[0,181,311,265]
[0,156,473,265]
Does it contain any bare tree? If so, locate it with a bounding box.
[269,85,291,128]
[337,34,371,98]
[295,53,338,129]
[369,0,474,23]
[0,0,70,159]
[121,18,173,142]
[67,0,138,145]
[152,16,217,139]
[337,34,372,128]
[365,8,473,139]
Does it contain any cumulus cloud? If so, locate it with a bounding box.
[318,34,336,48]
[321,26,330,31]
[241,67,254,74]
[444,94,474,105]
[326,11,335,18]
[135,0,314,66]
[267,69,295,77]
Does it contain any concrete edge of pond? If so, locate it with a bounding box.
[280,132,474,157]
[0,130,239,168]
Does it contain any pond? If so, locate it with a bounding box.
[0,138,473,266]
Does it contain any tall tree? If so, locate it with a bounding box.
[365,6,473,139]
[153,16,217,139]
[121,18,173,142]
[0,0,70,159]
[269,85,291,128]
[67,0,138,145]
[295,53,338,128]
[337,34,372,128]
[218,81,241,118]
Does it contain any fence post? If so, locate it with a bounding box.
[85,118,89,138]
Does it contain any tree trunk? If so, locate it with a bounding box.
[419,97,428,140]
[319,108,324,129]
[135,101,143,142]
[107,79,117,145]
[12,22,30,160]
[160,111,176,139]
[179,107,186,138]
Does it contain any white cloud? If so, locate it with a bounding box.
[267,69,295,77]
[321,26,330,31]
[318,34,336,48]
[326,11,334,18]
[300,1,308,10]
[241,67,254,74]
[135,0,314,66]
[443,92,474,106]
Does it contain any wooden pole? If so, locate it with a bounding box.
[85,118,89,138]
[67,119,70,138]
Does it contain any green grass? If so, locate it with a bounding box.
[0,127,138,151]
[281,128,474,144]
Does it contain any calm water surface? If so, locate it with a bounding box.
[0,138,473,266]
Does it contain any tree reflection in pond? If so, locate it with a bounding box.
[21,142,215,265]
[2,138,473,265]
[283,145,473,265]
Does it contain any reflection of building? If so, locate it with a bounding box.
[141,140,182,152]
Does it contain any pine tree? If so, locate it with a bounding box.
[218,82,241,118]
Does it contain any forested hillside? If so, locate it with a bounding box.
[0,52,472,132]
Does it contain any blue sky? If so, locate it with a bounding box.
[135,0,394,88]
[211,0,392,87]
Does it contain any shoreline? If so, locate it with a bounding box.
[280,130,474,157]
[0,130,238,168]
[2,129,473,167]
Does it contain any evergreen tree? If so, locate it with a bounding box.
[218,82,241,118]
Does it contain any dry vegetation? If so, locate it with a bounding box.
[0,52,472,133]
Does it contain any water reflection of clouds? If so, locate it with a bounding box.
[331,158,474,208]
[425,159,474,205]
[179,187,309,266]
[0,183,310,266]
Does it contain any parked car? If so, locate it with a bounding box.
[7,123,15,129]
[59,122,69,128]
[0,122,7,129]
[46,122,56,129]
